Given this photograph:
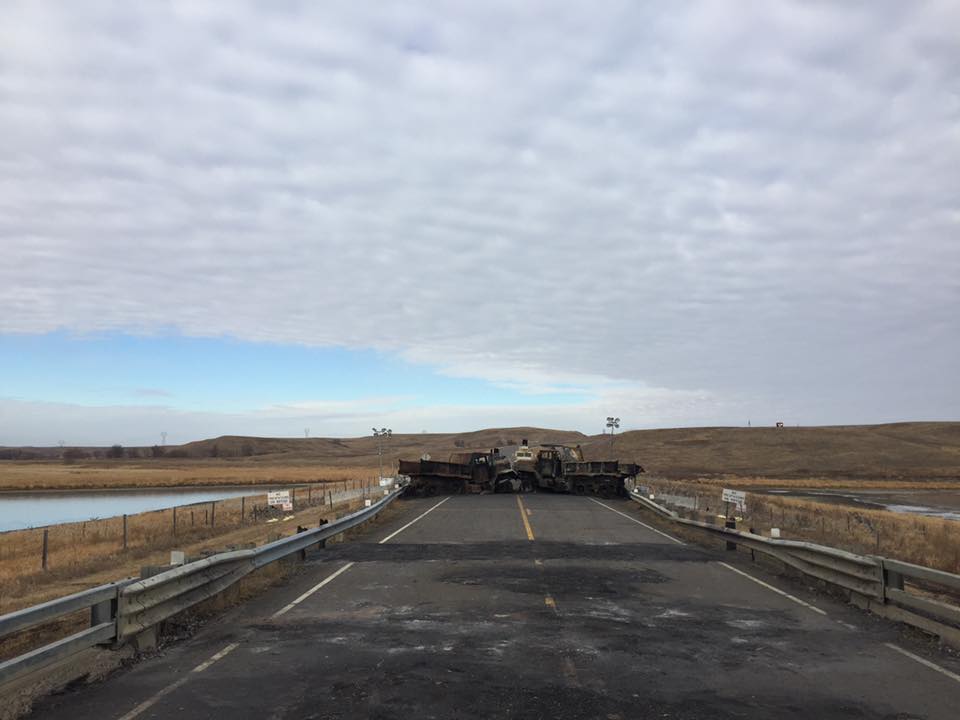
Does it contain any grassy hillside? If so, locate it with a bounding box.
[178,427,588,466]
[581,422,960,480]
[4,423,958,487]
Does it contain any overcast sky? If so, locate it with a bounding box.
[2,1,958,445]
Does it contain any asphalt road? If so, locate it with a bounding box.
[32,494,960,719]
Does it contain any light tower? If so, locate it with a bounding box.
[605,417,620,448]
[373,427,392,481]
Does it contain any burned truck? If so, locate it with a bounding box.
[398,449,520,497]
[513,442,643,497]
[399,440,642,497]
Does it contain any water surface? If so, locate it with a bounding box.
[0,486,293,532]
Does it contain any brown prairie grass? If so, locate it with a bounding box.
[641,478,960,574]
[0,476,379,612]
[0,462,378,491]
[0,487,390,667]
[678,475,960,490]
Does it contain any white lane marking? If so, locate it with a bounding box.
[116,642,240,720]
[378,496,451,544]
[274,496,450,617]
[272,563,355,618]
[718,562,827,616]
[885,643,960,684]
[192,642,239,672]
[119,495,451,718]
[116,678,190,720]
[589,498,685,544]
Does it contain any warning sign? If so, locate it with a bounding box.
[268,490,291,507]
[721,488,747,511]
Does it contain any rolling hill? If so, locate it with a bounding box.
[4,422,958,481]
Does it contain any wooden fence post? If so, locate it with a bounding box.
[241,496,246,525]
[41,529,49,571]
[122,514,128,550]
[173,506,178,536]
[211,501,216,527]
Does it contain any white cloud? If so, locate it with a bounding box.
[1,1,958,432]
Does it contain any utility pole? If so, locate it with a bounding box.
[373,427,392,481]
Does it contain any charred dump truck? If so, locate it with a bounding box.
[400,440,643,498]
[397,449,521,497]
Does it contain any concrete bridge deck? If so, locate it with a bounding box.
[34,494,960,719]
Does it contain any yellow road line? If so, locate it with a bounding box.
[516,495,535,540]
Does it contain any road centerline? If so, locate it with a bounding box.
[516,495,535,540]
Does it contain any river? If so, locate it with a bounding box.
[756,487,960,522]
[0,486,296,532]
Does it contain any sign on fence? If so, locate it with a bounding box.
[721,488,747,511]
[267,490,291,507]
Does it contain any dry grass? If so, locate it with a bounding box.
[585,421,960,480]
[0,462,377,491]
[0,487,391,665]
[671,475,960,490]
[0,477,379,612]
[641,478,960,574]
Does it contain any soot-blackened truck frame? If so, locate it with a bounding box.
[398,449,520,497]
[400,440,643,498]
[512,442,643,497]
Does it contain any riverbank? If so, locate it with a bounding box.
[0,460,378,491]
[0,484,394,667]
[0,478,382,618]
[0,484,340,532]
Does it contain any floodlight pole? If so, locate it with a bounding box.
[605,417,620,449]
[373,427,392,481]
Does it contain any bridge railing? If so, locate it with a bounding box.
[0,486,401,689]
[630,490,960,647]
[0,580,133,687]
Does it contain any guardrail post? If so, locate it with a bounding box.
[725,518,736,551]
[90,590,119,648]
[881,559,904,599]
[90,597,114,627]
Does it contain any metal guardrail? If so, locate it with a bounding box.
[0,485,400,688]
[630,490,960,647]
[0,580,132,687]
[117,487,401,640]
